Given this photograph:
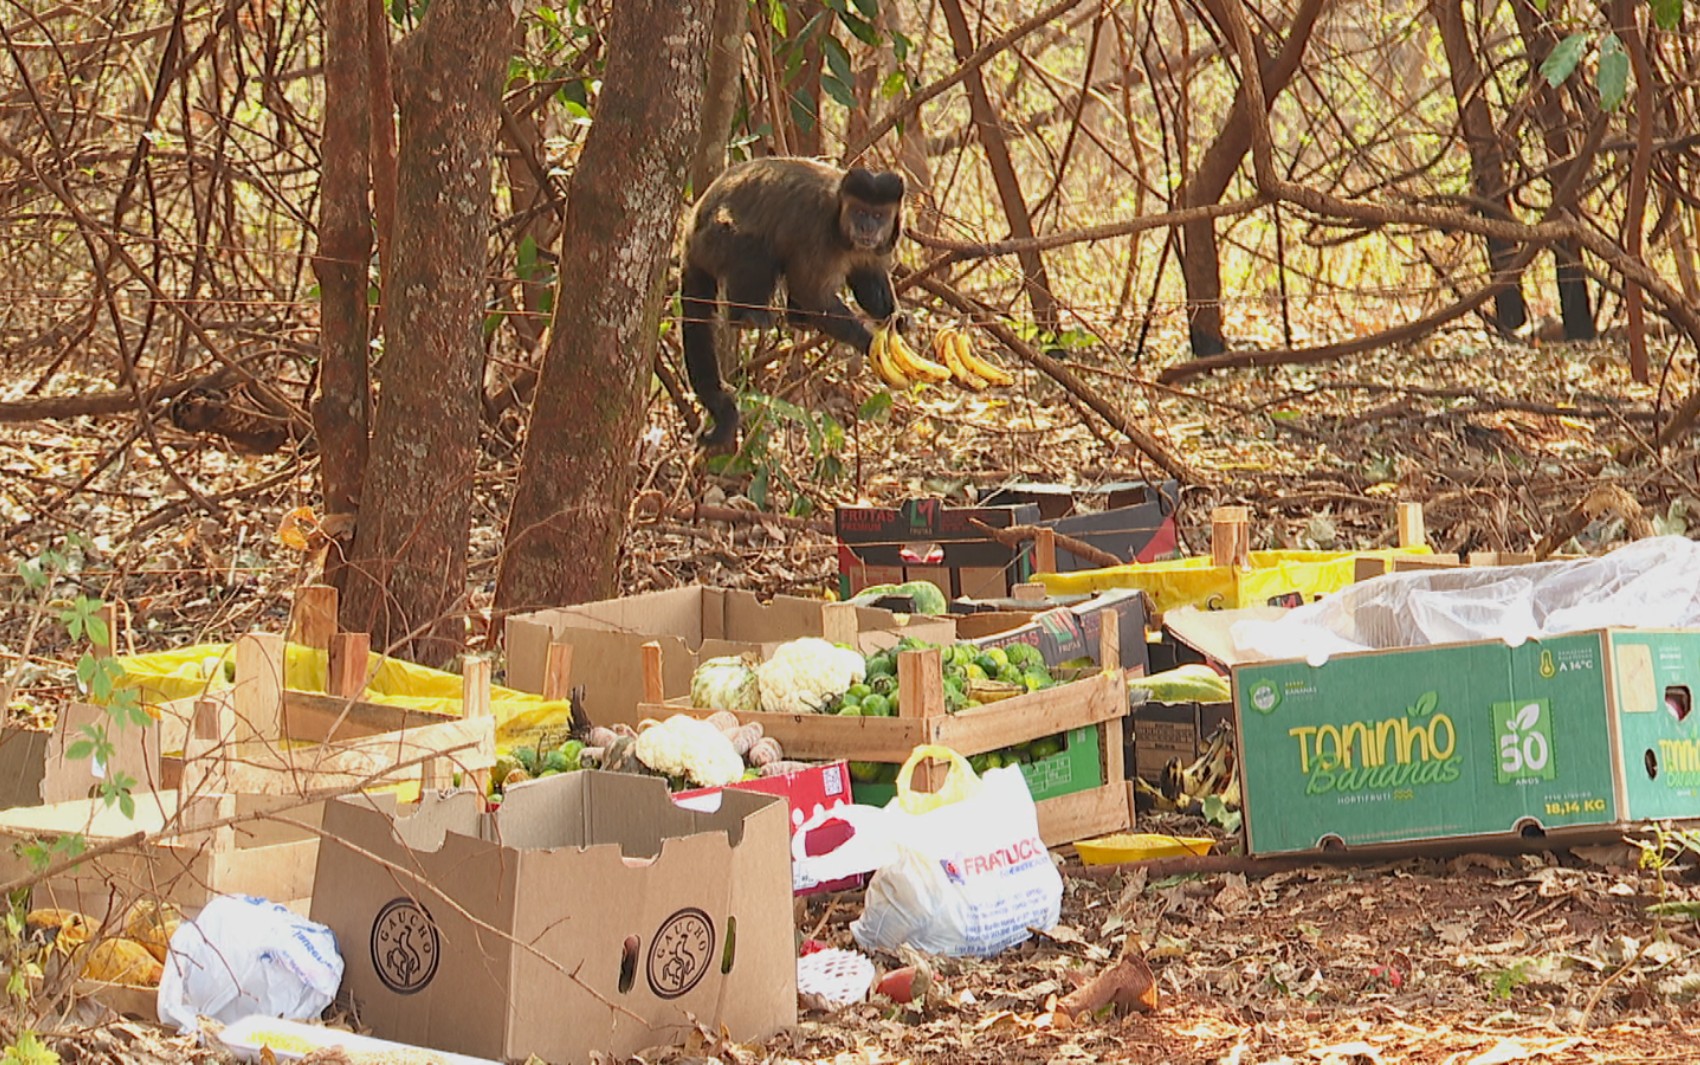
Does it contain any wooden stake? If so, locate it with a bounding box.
[542,641,574,702]
[1097,608,1121,673]
[640,641,666,704]
[1034,527,1058,574]
[233,632,285,745]
[821,601,860,646]
[93,602,120,656]
[289,584,339,650]
[459,655,493,798]
[1396,502,1426,549]
[1211,506,1251,569]
[328,631,371,699]
[896,647,945,720]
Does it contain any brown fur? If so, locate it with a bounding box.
[679,157,905,448]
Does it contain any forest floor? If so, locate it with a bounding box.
[5,322,1700,1062]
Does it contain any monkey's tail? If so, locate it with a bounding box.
[680,265,738,447]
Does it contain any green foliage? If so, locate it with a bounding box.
[1201,794,1242,834]
[1481,960,1532,1000]
[1539,33,1588,87]
[1597,34,1628,111]
[707,392,850,517]
[0,1031,57,1065]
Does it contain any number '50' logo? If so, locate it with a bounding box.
[1493,700,1556,783]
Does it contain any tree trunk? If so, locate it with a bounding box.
[1429,0,1526,335]
[1181,0,1325,357]
[311,0,372,588]
[495,0,711,615]
[689,0,748,197]
[938,0,1059,330]
[339,0,517,666]
[1510,0,1595,340]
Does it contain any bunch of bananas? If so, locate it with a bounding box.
[1134,725,1240,815]
[870,323,1015,391]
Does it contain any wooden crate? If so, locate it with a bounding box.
[0,601,496,918]
[635,610,1134,847]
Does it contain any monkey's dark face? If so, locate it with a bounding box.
[839,198,898,251]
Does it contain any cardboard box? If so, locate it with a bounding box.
[673,760,862,895]
[1128,700,1232,781]
[0,702,160,810]
[1595,630,1700,822]
[311,771,796,1064]
[504,586,954,728]
[1233,632,1623,855]
[979,479,1180,569]
[960,588,1151,675]
[836,498,1042,601]
[851,725,1101,808]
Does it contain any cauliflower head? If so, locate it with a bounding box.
[633,715,746,787]
[756,638,866,714]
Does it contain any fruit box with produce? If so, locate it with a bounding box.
[504,587,953,729]
[836,498,1043,601]
[956,586,1152,676]
[311,771,796,1064]
[640,632,1135,846]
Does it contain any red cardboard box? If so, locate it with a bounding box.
[674,760,863,896]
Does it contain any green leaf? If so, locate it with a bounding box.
[851,0,878,17]
[890,29,913,62]
[858,391,894,421]
[1652,0,1682,29]
[75,654,96,687]
[65,740,94,762]
[821,34,854,86]
[836,9,879,45]
[1597,33,1628,111]
[750,465,771,510]
[517,234,538,276]
[821,74,857,112]
[16,558,46,589]
[1540,32,1588,87]
[880,71,907,99]
[1530,0,1547,10]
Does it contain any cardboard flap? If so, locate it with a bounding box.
[1163,605,1289,669]
[386,789,485,853]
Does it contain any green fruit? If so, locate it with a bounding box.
[1029,736,1064,760]
[860,693,892,718]
[1005,643,1044,669]
[997,666,1023,684]
[847,683,873,700]
[964,663,988,681]
[1023,669,1053,692]
[511,746,540,774]
[969,754,991,774]
[543,750,570,773]
[849,760,884,783]
[837,705,864,716]
[865,654,897,678]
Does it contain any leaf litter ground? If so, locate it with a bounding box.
[6,326,1700,1061]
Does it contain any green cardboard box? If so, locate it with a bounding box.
[1604,630,1700,822]
[850,725,1101,807]
[1233,633,1622,855]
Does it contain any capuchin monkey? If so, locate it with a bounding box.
[680,157,906,449]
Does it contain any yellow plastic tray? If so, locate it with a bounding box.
[1074,832,1214,865]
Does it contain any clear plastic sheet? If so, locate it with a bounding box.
[1231,536,1700,663]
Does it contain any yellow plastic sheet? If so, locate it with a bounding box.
[105,642,572,748]
[1036,547,1434,614]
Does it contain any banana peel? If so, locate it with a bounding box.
[936,329,988,390]
[74,937,164,987]
[966,679,1026,704]
[123,900,181,964]
[869,326,910,389]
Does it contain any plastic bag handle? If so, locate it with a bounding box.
[895,744,980,815]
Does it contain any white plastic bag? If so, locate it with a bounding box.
[158,894,345,1034]
[794,745,1062,957]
